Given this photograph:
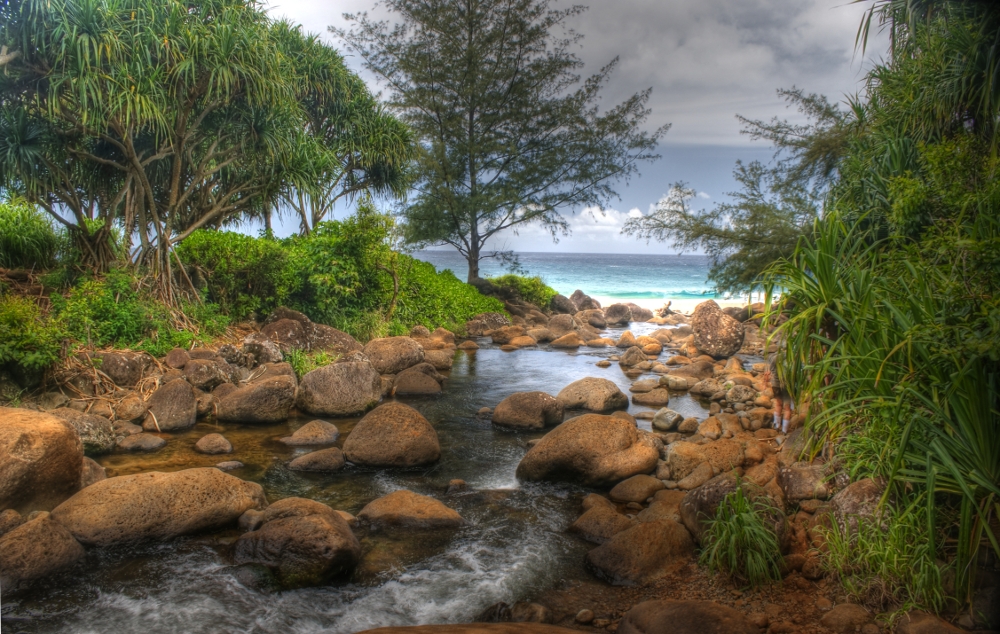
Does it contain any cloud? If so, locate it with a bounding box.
[697,192,712,199]
[628,208,643,218]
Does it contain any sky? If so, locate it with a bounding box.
[261,0,885,254]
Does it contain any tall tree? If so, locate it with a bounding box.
[337,0,667,282]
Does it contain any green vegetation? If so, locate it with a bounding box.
[0,296,64,374]
[485,274,558,308]
[285,349,339,380]
[698,486,784,587]
[339,0,666,281]
[0,198,64,270]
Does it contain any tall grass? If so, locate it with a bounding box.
[698,485,784,587]
[0,199,63,269]
[763,213,1000,606]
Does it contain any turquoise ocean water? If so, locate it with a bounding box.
[414,250,725,303]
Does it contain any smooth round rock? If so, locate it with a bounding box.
[194,433,233,455]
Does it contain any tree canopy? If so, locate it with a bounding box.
[337,0,667,281]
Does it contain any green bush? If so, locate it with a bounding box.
[0,296,65,373]
[0,199,64,270]
[486,274,558,308]
[177,230,300,321]
[698,485,783,587]
[284,349,338,379]
[395,258,505,334]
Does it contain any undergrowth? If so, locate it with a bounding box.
[698,485,784,587]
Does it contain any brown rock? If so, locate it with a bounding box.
[279,420,340,446]
[895,611,965,634]
[679,473,784,544]
[609,474,666,503]
[0,513,85,590]
[295,361,382,417]
[619,346,648,367]
[195,433,233,455]
[342,403,440,468]
[363,337,425,374]
[117,433,166,452]
[144,379,197,431]
[585,519,694,585]
[690,300,745,358]
[617,331,638,348]
[604,303,633,326]
[352,625,576,634]
[165,348,191,369]
[492,392,564,430]
[458,340,480,351]
[550,332,585,348]
[568,504,636,544]
[217,375,297,423]
[50,408,120,454]
[50,467,266,546]
[358,490,463,529]
[393,365,443,396]
[556,377,629,413]
[820,604,871,633]
[0,508,23,537]
[94,351,147,387]
[260,318,308,351]
[0,408,83,513]
[308,323,363,356]
[288,447,346,472]
[183,359,230,392]
[516,414,659,487]
[80,457,106,489]
[632,388,670,407]
[618,600,759,634]
[778,462,830,501]
[115,394,147,422]
[423,349,455,371]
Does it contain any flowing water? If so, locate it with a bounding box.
[2,322,719,634]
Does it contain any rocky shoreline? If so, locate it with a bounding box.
[0,295,966,633]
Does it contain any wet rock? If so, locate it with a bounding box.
[618,346,647,368]
[296,360,382,417]
[0,513,85,591]
[80,457,106,489]
[115,393,147,422]
[632,388,670,407]
[604,303,632,326]
[144,379,198,431]
[550,294,578,314]
[0,407,83,513]
[516,414,659,487]
[233,497,361,589]
[50,408,119,455]
[342,402,440,468]
[556,377,629,413]
[393,365,444,396]
[691,300,745,358]
[610,474,665,503]
[363,337,425,374]
[216,375,297,424]
[117,433,167,452]
[585,519,694,585]
[458,340,480,351]
[550,332,585,348]
[423,349,455,371]
[216,461,244,471]
[568,504,636,544]
[288,448,346,472]
[652,408,683,432]
[358,490,464,529]
[242,333,283,365]
[618,600,759,634]
[51,467,266,546]
[195,433,233,455]
[778,462,830,501]
[820,603,871,633]
[492,392,564,430]
[279,420,340,446]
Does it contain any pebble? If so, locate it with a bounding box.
[816,597,832,611]
[595,360,612,368]
[575,609,595,624]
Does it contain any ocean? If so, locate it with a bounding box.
[414,250,740,311]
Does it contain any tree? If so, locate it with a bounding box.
[337,0,667,282]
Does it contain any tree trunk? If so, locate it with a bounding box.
[467,243,481,283]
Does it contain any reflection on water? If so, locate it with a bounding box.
[2,322,723,634]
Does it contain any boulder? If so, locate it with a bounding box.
[516,414,659,487]
[585,519,694,585]
[342,403,440,468]
[144,379,197,431]
[625,303,654,322]
[489,326,526,345]
[667,360,715,380]
[423,349,455,371]
[216,375,297,423]
[652,408,683,432]
[576,309,607,329]
[0,508,23,537]
[636,490,686,524]
[618,600,759,634]
[701,439,745,473]
[618,346,647,368]
[279,420,340,446]
[828,478,885,533]
[264,307,311,326]
[260,318,308,351]
[895,611,965,634]
[556,378,629,413]
[165,348,191,369]
[546,314,577,336]
[393,365,444,396]
[117,433,166,452]
[664,442,706,480]
[233,497,360,588]
[94,351,146,387]
[242,333,283,365]
[632,389,670,407]
[115,394,147,422]
[778,462,830,502]
[296,361,382,417]
[820,604,871,633]
[568,503,635,544]
[0,513,85,590]
[80,457,106,489]
[50,467,266,546]
[50,408,120,455]
[676,463,714,490]
[194,433,233,455]
[609,474,665,503]
[549,294,578,315]
[604,303,632,326]
[629,379,659,393]
[308,323,363,356]
[679,474,783,544]
[726,385,756,403]
[0,408,83,513]
[288,448,346,472]
[183,359,231,392]
[491,392,564,430]
[358,490,464,529]
[363,337,425,374]
[690,301,744,358]
[570,290,601,310]
[550,332,585,348]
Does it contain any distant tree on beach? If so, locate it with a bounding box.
[336,0,667,282]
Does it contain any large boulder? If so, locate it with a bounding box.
[625,303,654,322]
[609,474,665,503]
[690,300,744,358]
[585,519,694,585]
[50,408,120,455]
[556,378,629,413]
[260,318,308,352]
[516,414,659,487]
[0,512,85,590]
[93,351,147,387]
[618,346,648,368]
[358,490,464,529]
[604,303,633,326]
[492,392,564,430]
[50,467,266,546]
[568,502,636,544]
[143,379,198,431]
[233,497,360,588]
[777,462,830,502]
[308,323,363,355]
[826,477,885,533]
[618,600,759,634]
[183,359,231,392]
[570,289,601,310]
[393,364,444,396]
[549,294,578,315]
[296,361,382,417]
[342,403,440,468]
[546,314,577,336]
[0,408,83,513]
[279,420,340,446]
[216,375,297,423]
[363,337,425,374]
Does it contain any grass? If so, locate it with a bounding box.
[698,485,784,587]
[285,349,339,379]
[0,199,64,270]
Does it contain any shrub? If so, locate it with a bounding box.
[177,230,300,321]
[284,349,338,379]
[0,199,64,269]
[394,258,505,334]
[486,273,558,308]
[0,296,65,373]
[698,485,783,587]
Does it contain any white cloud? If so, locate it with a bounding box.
[628,208,643,218]
[697,191,712,199]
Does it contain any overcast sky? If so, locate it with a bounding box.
[262,0,883,253]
